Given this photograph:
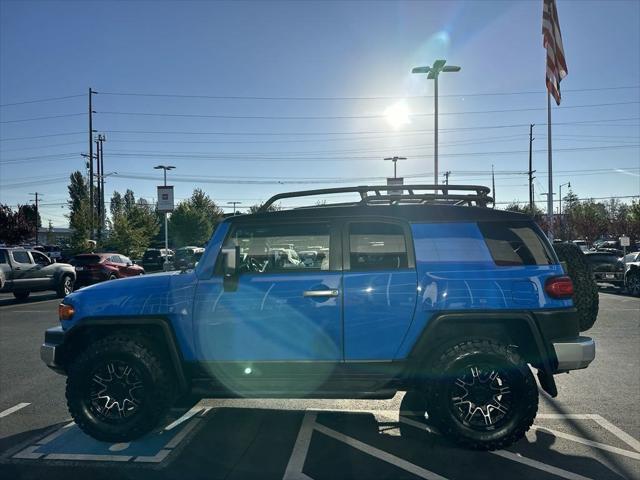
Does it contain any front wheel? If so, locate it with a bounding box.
[56,275,74,298]
[626,272,640,297]
[66,335,175,442]
[427,340,538,450]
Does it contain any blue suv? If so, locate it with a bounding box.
[41,185,595,450]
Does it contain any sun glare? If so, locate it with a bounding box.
[384,100,411,130]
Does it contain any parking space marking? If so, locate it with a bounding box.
[591,415,640,452]
[0,402,30,418]
[11,410,206,464]
[491,451,594,480]
[314,422,448,480]
[165,405,204,430]
[531,426,640,460]
[283,411,316,480]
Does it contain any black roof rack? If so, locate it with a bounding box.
[258,184,493,212]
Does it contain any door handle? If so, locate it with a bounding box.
[303,289,339,298]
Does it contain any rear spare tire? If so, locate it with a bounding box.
[553,243,599,331]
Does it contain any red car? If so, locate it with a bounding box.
[70,253,144,286]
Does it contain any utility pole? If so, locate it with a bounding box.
[528,124,536,213]
[88,88,96,240]
[29,192,41,244]
[443,171,451,185]
[384,156,406,179]
[227,201,242,215]
[98,134,106,238]
[491,165,496,208]
[95,137,101,241]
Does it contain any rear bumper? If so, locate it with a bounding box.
[593,271,624,285]
[40,326,66,375]
[552,336,596,373]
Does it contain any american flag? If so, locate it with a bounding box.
[542,0,568,105]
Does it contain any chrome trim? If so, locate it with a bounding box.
[553,336,595,373]
[303,289,340,298]
[40,343,62,371]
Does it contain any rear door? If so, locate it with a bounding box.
[342,220,418,360]
[9,250,38,289]
[193,220,343,361]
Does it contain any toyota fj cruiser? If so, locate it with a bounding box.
[41,185,595,450]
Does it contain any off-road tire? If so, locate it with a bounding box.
[626,271,640,297]
[56,274,74,298]
[66,334,175,442]
[427,340,538,451]
[13,291,30,301]
[553,243,599,331]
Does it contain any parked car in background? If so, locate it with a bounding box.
[70,253,144,287]
[0,247,75,300]
[34,245,62,262]
[623,251,640,296]
[572,240,590,252]
[141,248,174,272]
[584,251,625,288]
[173,246,205,270]
[595,247,625,258]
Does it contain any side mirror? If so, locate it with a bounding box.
[221,246,240,292]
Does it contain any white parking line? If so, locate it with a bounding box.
[591,414,640,453]
[283,412,316,480]
[531,426,640,460]
[314,422,449,480]
[491,451,594,480]
[0,402,30,418]
[164,405,205,430]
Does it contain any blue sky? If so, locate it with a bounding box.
[1,0,639,227]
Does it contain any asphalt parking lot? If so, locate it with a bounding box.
[0,290,638,480]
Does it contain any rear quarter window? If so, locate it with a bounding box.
[478,221,555,266]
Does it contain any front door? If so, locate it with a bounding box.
[193,221,342,362]
[9,250,39,290]
[342,221,418,360]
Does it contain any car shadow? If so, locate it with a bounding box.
[598,285,638,298]
[0,406,630,480]
[0,292,58,307]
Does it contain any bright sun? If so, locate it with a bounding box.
[384,100,411,130]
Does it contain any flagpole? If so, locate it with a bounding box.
[547,91,554,241]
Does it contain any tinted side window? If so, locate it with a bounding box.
[224,223,331,273]
[349,222,408,271]
[31,252,49,265]
[12,251,32,264]
[0,250,7,264]
[478,221,555,266]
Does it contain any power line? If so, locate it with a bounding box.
[100,117,640,137]
[0,132,85,142]
[96,101,639,121]
[0,94,84,108]
[0,113,85,124]
[96,85,640,101]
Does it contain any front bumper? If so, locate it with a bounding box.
[40,326,66,375]
[552,336,596,373]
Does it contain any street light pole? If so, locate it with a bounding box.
[384,156,406,179]
[412,60,461,185]
[154,165,175,270]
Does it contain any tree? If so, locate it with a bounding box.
[168,189,223,246]
[105,192,160,258]
[67,171,91,251]
[565,199,608,242]
[46,220,55,244]
[0,204,34,244]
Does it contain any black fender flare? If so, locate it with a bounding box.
[65,316,188,392]
[407,311,558,397]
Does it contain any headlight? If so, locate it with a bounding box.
[58,303,75,321]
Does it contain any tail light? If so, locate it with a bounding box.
[545,276,574,299]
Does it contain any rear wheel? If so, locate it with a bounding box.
[13,290,30,301]
[427,340,538,450]
[627,271,640,297]
[66,335,175,442]
[553,243,599,331]
[108,274,118,281]
[56,274,74,298]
